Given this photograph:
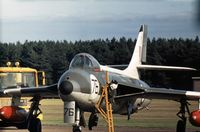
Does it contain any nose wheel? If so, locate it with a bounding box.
[73,125,82,132]
[72,107,86,132]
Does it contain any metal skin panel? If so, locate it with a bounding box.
[98,71,151,114]
[58,68,102,112]
[64,101,75,124]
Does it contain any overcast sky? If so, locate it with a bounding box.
[0,0,199,43]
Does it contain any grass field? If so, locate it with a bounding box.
[40,99,199,129]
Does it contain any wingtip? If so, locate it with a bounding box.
[187,67,197,71]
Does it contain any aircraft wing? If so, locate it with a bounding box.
[115,84,200,101]
[0,84,59,99]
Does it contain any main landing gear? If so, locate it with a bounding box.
[176,99,190,132]
[27,96,42,132]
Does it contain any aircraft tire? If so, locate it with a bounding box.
[73,126,81,132]
[28,118,42,132]
[176,120,186,132]
[88,113,98,130]
[16,122,27,129]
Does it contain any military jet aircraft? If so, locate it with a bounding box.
[1,25,200,132]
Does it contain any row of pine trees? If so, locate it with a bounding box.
[0,36,199,90]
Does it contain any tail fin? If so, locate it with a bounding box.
[123,25,148,79]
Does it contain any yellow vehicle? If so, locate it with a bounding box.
[0,62,45,120]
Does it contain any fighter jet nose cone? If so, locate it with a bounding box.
[59,81,73,95]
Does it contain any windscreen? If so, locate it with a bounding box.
[69,53,100,70]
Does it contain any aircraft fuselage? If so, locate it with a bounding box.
[58,64,151,115]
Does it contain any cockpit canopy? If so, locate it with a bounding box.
[69,53,100,70]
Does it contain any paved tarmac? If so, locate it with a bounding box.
[0,125,199,132]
